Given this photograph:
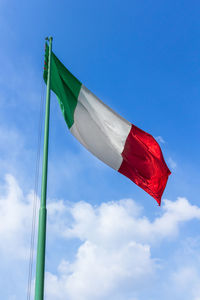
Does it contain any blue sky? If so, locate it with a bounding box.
[0,1,200,299]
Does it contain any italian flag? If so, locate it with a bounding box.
[44,44,171,205]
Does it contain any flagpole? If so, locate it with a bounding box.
[34,36,53,300]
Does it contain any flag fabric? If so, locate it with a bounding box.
[44,44,171,205]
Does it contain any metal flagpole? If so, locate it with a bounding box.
[34,36,53,300]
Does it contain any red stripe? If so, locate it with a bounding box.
[118,124,171,205]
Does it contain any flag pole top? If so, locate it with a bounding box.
[45,36,53,42]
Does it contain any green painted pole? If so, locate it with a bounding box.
[34,36,53,300]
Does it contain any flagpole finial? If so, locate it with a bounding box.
[45,37,53,42]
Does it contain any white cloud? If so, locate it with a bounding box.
[168,157,177,169]
[45,239,152,300]
[45,197,200,300]
[171,267,200,300]
[152,197,200,239]
[63,197,200,245]
[45,240,153,300]
[155,136,165,144]
[0,174,34,259]
[1,174,200,300]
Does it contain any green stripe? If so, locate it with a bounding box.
[44,43,82,128]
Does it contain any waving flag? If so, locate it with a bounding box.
[44,44,171,205]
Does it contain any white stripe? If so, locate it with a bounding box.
[70,85,131,170]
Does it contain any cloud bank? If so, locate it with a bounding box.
[45,193,200,299]
[0,174,200,300]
